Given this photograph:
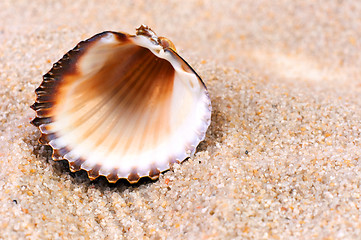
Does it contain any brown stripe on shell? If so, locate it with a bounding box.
[106,168,120,183]
[52,147,68,160]
[36,94,56,103]
[128,170,141,184]
[39,133,56,144]
[114,31,132,42]
[36,80,58,89]
[87,164,102,180]
[69,158,85,172]
[30,102,54,111]
[35,108,53,118]
[31,117,52,127]
[149,167,161,180]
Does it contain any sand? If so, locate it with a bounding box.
[1,0,361,239]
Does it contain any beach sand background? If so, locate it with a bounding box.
[1,0,361,239]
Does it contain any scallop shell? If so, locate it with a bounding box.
[31,25,211,183]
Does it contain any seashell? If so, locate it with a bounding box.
[30,25,211,184]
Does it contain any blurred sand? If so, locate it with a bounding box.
[1,0,361,239]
